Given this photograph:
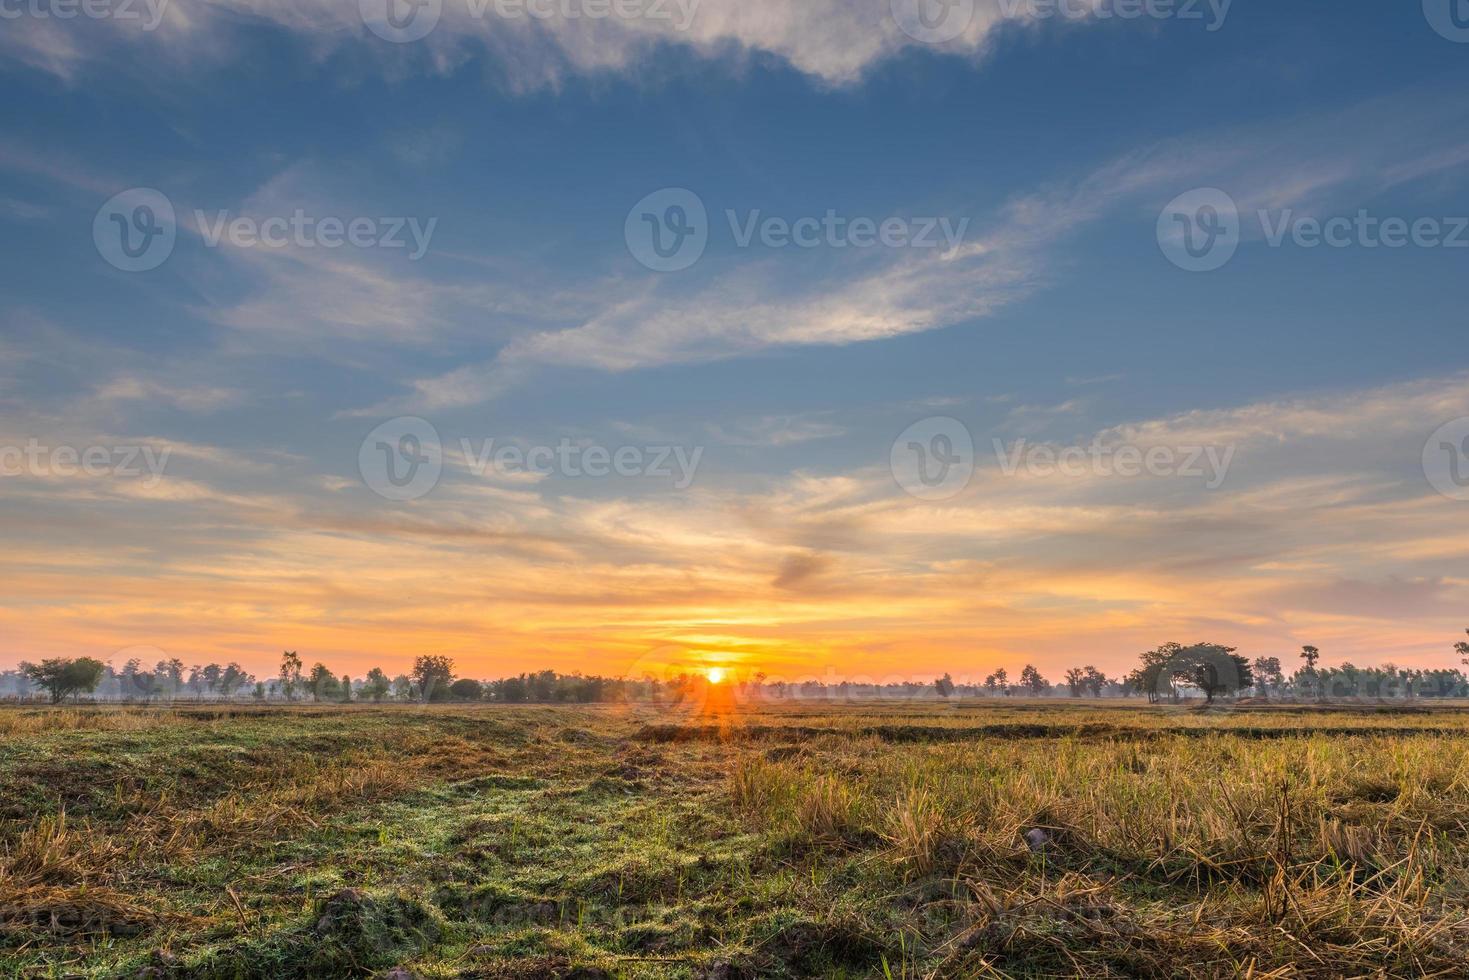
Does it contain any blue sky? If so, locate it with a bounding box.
[2,0,1468,680]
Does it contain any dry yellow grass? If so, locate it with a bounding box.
[2,700,1467,977]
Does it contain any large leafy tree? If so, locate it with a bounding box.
[159,658,184,698]
[362,668,392,702]
[19,657,106,703]
[1129,642,1252,703]
[411,655,456,702]
[448,678,483,701]
[1019,664,1048,696]
[219,663,248,698]
[307,663,338,702]
[1252,656,1283,699]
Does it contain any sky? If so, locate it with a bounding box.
[2,0,1468,685]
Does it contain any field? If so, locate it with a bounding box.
[2,700,1468,978]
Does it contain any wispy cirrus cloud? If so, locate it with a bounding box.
[92,377,243,412]
[366,89,1469,414]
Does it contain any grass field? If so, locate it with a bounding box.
[2,700,1468,978]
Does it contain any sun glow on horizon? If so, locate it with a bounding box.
[705,667,726,684]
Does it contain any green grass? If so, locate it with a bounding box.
[2,701,1468,977]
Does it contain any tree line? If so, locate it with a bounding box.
[6,628,1467,704]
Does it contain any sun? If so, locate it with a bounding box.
[705,667,726,684]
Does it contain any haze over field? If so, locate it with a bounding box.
[3,0,1468,681]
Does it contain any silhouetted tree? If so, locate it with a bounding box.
[201,663,222,697]
[221,663,250,698]
[307,663,336,702]
[1252,656,1283,699]
[280,651,303,701]
[1129,642,1253,704]
[411,655,455,702]
[449,678,483,701]
[1299,645,1322,700]
[19,657,106,703]
[362,667,391,702]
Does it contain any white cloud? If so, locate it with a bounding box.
[2,0,1039,87]
[93,377,242,412]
